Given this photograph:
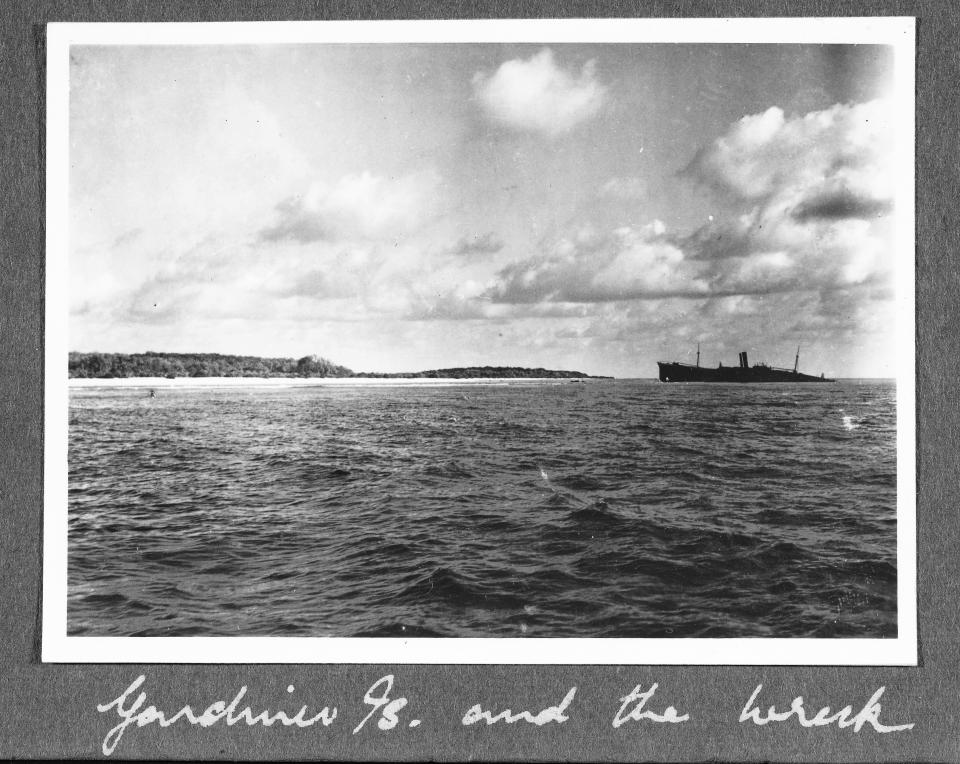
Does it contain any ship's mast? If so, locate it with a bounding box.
[794,346,800,373]
[696,343,700,368]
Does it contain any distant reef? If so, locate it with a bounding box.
[68,352,610,380]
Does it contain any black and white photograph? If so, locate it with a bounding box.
[43,19,916,664]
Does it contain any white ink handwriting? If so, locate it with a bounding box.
[739,684,914,733]
[353,674,410,734]
[462,687,576,726]
[613,683,689,727]
[97,675,337,756]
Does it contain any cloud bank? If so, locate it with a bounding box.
[472,48,607,136]
[100,99,896,356]
[491,100,894,309]
[490,221,708,303]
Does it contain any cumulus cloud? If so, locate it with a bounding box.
[472,48,607,136]
[678,99,895,292]
[489,221,710,304]
[679,207,889,293]
[685,99,893,212]
[493,191,889,311]
[259,170,442,243]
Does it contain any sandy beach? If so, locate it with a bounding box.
[68,376,606,389]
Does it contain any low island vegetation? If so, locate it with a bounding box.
[354,366,603,379]
[68,352,610,379]
[68,352,353,379]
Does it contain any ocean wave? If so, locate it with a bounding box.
[67,379,898,637]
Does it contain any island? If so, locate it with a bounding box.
[68,352,611,380]
[354,366,606,379]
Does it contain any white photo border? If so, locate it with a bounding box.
[43,17,917,664]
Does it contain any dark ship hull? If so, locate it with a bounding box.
[658,350,833,383]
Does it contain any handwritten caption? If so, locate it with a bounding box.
[96,675,914,756]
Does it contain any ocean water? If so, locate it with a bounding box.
[67,379,898,638]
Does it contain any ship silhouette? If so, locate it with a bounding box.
[657,346,833,383]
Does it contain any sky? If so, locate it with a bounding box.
[68,42,900,377]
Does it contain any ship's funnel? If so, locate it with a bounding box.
[739,351,749,368]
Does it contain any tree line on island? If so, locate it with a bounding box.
[68,352,610,379]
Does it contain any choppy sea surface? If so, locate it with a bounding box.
[67,379,898,638]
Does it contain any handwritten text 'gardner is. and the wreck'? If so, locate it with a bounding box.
[96,674,914,756]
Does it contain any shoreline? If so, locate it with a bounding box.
[68,376,617,389]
